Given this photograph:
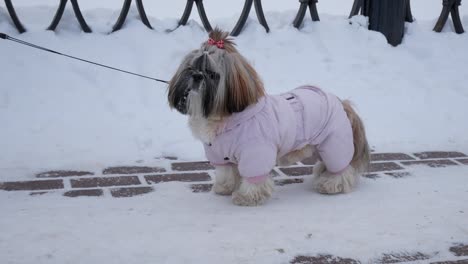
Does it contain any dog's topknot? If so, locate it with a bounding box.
[206,28,237,53]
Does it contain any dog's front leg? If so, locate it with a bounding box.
[232,176,274,206]
[213,165,241,195]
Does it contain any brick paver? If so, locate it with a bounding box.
[279,166,313,176]
[450,244,468,257]
[385,172,411,178]
[275,178,304,186]
[0,150,467,199]
[455,159,468,165]
[369,162,404,172]
[432,260,468,264]
[0,179,64,191]
[376,252,432,263]
[413,151,467,159]
[190,184,213,193]
[172,161,214,171]
[70,176,141,188]
[290,254,359,264]
[145,173,211,184]
[371,153,415,161]
[402,159,459,168]
[36,170,94,178]
[64,189,103,197]
[110,186,154,198]
[1,150,467,264]
[103,166,165,175]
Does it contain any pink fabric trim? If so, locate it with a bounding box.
[329,165,349,175]
[246,175,268,184]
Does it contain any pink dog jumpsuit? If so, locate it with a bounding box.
[203,86,354,183]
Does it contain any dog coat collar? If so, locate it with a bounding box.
[217,96,267,134]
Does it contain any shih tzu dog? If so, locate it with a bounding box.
[168,28,370,206]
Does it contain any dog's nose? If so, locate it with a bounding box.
[192,73,203,82]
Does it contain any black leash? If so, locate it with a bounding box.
[0,32,169,84]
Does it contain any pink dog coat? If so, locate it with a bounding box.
[203,86,354,183]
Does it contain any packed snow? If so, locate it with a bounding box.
[1,1,468,177]
[1,1,468,263]
[1,166,468,263]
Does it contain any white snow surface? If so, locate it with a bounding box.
[0,3,468,175]
[1,166,468,263]
[1,2,468,263]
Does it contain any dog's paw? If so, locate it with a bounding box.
[213,165,239,196]
[232,178,273,206]
[213,182,235,195]
[312,164,358,194]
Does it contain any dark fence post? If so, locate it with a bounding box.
[4,0,26,33]
[47,0,92,32]
[293,0,320,29]
[112,0,153,32]
[349,0,370,18]
[405,2,414,22]
[231,0,269,36]
[434,0,464,34]
[367,0,410,46]
[170,0,212,32]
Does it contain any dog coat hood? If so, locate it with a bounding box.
[203,86,354,181]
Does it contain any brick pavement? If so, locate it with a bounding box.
[1,151,466,198]
[1,150,467,263]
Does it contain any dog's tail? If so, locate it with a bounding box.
[342,100,370,173]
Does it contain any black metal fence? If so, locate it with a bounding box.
[1,0,465,39]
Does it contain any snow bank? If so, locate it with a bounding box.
[0,3,467,177]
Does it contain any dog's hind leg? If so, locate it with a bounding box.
[311,162,359,194]
[213,165,241,195]
[277,145,317,166]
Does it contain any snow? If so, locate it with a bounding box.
[1,166,468,263]
[1,2,468,177]
[1,2,468,262]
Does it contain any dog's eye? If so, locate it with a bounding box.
[206,70,220,81]
[192,73,204,82]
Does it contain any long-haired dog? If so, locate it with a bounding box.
[168,28,370,206]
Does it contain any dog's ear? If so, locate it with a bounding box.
[224,53,265,114]
[167,52,196,113]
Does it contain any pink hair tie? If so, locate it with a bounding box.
[207,38,224,49]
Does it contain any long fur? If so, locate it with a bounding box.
[342,100,370,173]
[168,28,370,205]
[232,177,274,206]
[312,162,359,194]
[213,165,241,195]
[168,28,265,120]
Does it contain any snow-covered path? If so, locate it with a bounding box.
[1,164,468,264]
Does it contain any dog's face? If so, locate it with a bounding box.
[168,29,265,119]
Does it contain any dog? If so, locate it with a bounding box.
[168,28,370,206]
